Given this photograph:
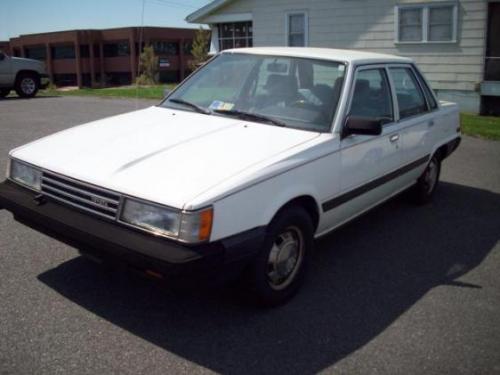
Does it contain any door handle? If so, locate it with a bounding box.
[389,134,400,143]
[428,120,435,127]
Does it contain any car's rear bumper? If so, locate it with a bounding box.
[0,180,265,285]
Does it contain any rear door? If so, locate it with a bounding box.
[387,65,435,178]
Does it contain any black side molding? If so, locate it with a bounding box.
[322,155,430,212]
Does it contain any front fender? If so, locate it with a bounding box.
[210,178,322,242]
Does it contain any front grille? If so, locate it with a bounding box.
[41,171,121,219]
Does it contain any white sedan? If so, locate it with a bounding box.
[0,47,460,305]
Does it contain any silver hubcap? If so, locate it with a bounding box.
[424,159,438,194]
[21,78,36,94]
[267,226,304,290]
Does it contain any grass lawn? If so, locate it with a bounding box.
[40,84,176,100]
[460,113,500,141]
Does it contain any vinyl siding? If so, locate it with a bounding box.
[198,0,487,94]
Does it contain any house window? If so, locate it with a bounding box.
[218,21,253,50]
[287,12,308,47]
[398,8,423,42]
[396,3,457,43]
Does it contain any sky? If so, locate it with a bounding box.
[0,0,213,40]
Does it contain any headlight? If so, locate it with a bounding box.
[9,159,42,191]
[120,198,213,243]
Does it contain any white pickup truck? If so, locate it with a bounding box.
[0,50,50,98]
[0,48,460,305]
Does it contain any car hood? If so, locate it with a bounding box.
[11,106,320,209]
[11,56,44,67]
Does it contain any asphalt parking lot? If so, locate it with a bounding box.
[1,96,499,375]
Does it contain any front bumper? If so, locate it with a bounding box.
[0,180,265,284]
[40,74,50,89]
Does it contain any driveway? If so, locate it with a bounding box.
[1,96,499,375]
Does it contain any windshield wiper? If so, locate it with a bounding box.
[168,98,212,115]
[213,109,287,127]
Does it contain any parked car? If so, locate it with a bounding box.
[0,48,460,305]
[0,50,50,98]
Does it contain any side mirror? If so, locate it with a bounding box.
[343,115,383,137]
[163,88,172,98]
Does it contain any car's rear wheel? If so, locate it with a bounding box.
[0,88,10,98]
[15,73,39,98]
[411,154,441,205]
[246,206,314,306]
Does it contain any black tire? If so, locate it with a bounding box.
[0,88,10,98]
[245,206,314,307]
[15,72,39,98]
[410,154,441,205]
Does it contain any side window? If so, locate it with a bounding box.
[414,68,438,110]
[349,68,393,123]
[389,67,428,119]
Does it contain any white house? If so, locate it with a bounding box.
[186,0,500,115]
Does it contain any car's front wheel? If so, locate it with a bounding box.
[0,88,10,98]
[246,206,314,306]
[411,154,441,205]
[15,73,39,98]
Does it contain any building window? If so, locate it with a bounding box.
[135,42,145,56]
[25,46,46,61]
[183,41,193,55]
[153,41,179,55]
[218,21,252,51]
[51,45,75,59]
[287,12,308,47]
[103,42,130,57]
[80,45,90,58]
[396,3,458,43]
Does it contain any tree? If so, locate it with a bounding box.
[189,26,210,71]
[136,45,158,85]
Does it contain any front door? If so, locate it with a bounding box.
[322,66,403,229]
[483,2,500,115]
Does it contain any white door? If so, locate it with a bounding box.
[387,65,435,172]
[321,66,405,230]
[0,53,12,86]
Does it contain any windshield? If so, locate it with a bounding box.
[161,53,346,132]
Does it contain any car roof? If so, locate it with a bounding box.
[221,47,413,65]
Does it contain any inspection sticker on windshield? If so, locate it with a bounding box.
[209,100,234,111]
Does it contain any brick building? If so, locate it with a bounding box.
[2,27,198,87]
